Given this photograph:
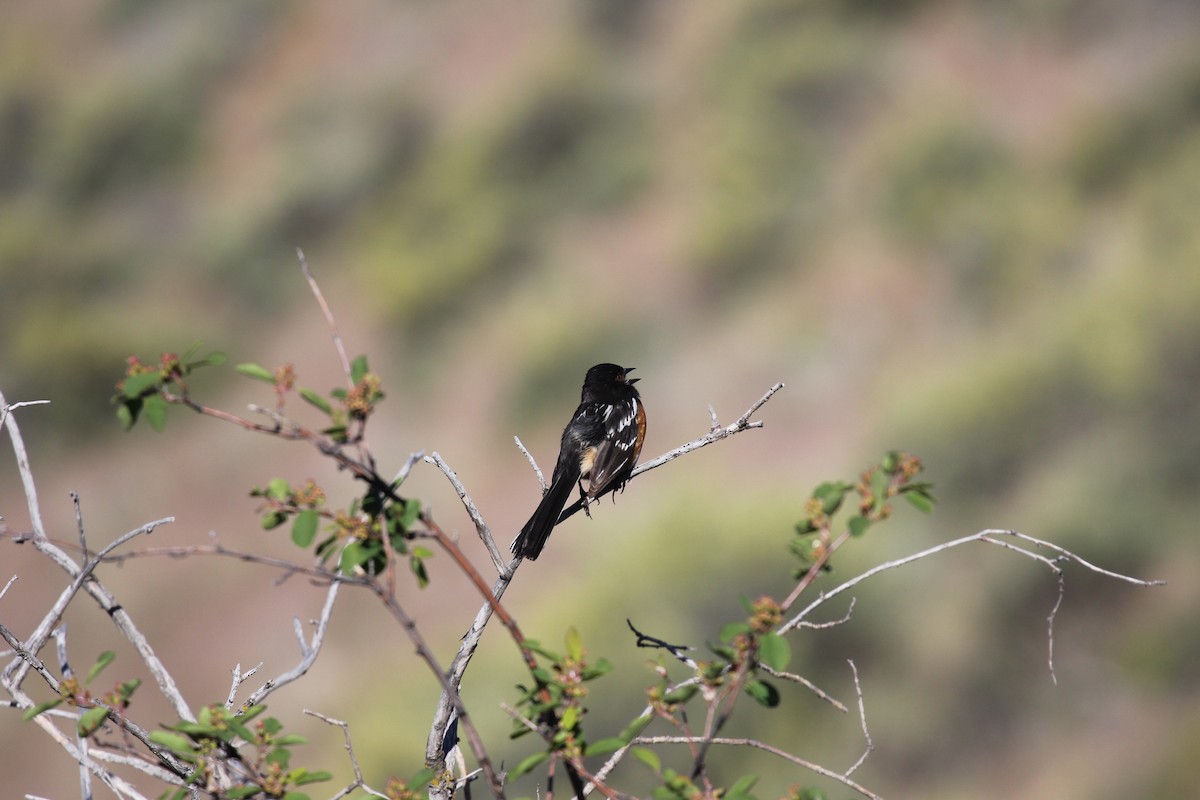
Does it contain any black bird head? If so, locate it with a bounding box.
[582,363,638,397]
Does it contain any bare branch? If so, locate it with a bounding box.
[4,515,174,695]
[758,663,847,713]
[783,528,1163,636]
[225,662,263,710]
[0,398,50,429]
[298,248,353,388]
[426,452,505,573]
[304,709,390,799]
[844,659,873,777]
[781,528,1164,687]
[71,491,87,563]
[394,449,426,486]
[245,581,340,708]
[636,735,881,799]
[796,596,857,630]
[628,382,784,479]
[514,436,547,491]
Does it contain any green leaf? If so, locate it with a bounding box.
[118,678,141,703]
[758,633,791,672]
[726,774,759,800]
[709,642,737,661]
[350,355,369,385]
[188,351,227,369]
[794,516,818,534]
[581,658,614,680]
[116,401,137,430]
[225,786,261,799]
[631,745,661,773]
[262,511,287,530]
[291,510,319,548]
[280,793,311,800]
[565,626,584,662]
[78,706,109,737]
[560,706,578,731]
[23,698,64,720]
[410,555,430,588]
[509,750,550,779]
[293,771,333,785]
[881,451,899,474]
[85,651,117,685]
[143,394,168,433]
[399,499,422,529]
[266,747,290,767]
[662,684,699,705]
[239,705,268,723]
[266,478,290,501]
[236,363,276,383]
[847,515,871,537]
[795,788,827,800]
[812,481,850,515]
[228,718,256,743]
[719,622,751,643]
[744,678,780,708]
[273,733,307,747]
[339,541,373,574]
[298,388,333,415]
[150,730,198,757]
[585,737,626,756]
[523,641,561,661]
[904,488,936,513]
[870,467,890,501]
[618,713,653,743]
[121,372,162,398]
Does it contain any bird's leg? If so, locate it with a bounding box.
[577,480,593,519]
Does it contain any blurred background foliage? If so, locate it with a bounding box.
[2,0,1198,797]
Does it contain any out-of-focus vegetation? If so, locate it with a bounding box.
[2,0,1198,797]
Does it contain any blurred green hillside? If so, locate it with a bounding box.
[2,0,1199,797]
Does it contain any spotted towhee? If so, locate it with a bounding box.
[511,363,647,561]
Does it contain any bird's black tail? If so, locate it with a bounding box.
[512,472,577,560]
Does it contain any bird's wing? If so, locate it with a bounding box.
[584,397,642,497]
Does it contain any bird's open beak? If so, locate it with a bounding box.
[624,367,638,384]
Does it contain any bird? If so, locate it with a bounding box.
[511,363,647,560]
